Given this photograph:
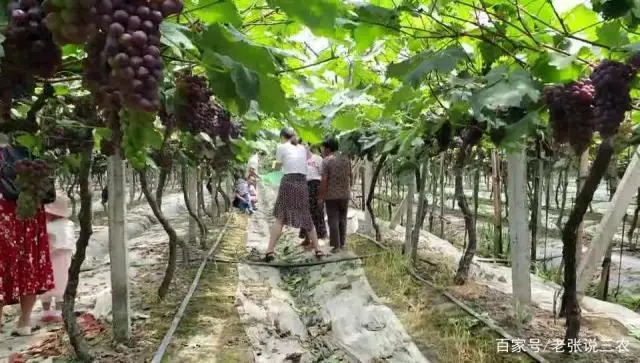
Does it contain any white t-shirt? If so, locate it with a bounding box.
[275,142,307,175]
[47,219,75,252]
[306,154,322,181]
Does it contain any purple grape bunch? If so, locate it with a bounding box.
[0,0,62,99]
[590,60,635,138]
[544,79,596,154]
[174,72,232,138]
[85,0,183,112]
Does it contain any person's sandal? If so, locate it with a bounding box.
[265,252,275,262]
[314,249,324,259]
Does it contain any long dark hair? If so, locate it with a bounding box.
[280,127,299,145]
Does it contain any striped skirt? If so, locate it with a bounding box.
[273,173,314,230]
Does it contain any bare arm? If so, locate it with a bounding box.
[318,175,328,201]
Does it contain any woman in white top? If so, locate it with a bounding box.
[299,144,327,246]
[266,128,323,262]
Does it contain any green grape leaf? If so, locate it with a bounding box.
[352,4,400,52]
[15,134,40,153]
[472,70,540,120]
[200,24,277,75]
[266,0,347,38]
[293,123,324,144]
[387,46,467,86]
[500,111,542,149]
[332,109,360,131]
[187,0,242,27]
[258,74,290,115]
[160,22,196,57]
[596,20,629,48]
[562,4,598,33]
[353,24,383,53]
[231,64,260,103]
[204,51,288,115]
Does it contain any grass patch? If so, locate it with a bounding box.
[163,214,252,363]
[348,235,531,363]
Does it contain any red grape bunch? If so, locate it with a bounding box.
[89,0,183,112]
[565,80,595,154]
[590,60,636,138]
[42,0,98,45]
[14,159,52,220]
[544,79,596,154]
[1,0,62,97]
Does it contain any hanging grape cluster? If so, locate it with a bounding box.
[461,119,484,147]
[545,57,638,155]
[435,121,453,151]
[0,0,62,101]
[544,79,596,154]
[14,159,52,220]
[590,60,635,138]
[174,72,233,138]
[79,0,183,112]
[543,85,569,144]
[96,0,182,111]
[43,0,98,45]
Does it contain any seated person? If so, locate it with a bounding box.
[233,171,254,214]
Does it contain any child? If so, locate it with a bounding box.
[40,196,74,323]
[248,175,258,210]
[234,171,254,214]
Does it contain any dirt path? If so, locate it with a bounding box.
[235,184,429,362]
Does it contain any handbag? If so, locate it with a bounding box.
[0,146,55,203]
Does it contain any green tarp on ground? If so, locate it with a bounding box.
[261,170,283,185]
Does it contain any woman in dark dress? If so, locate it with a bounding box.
[265,128,323,262]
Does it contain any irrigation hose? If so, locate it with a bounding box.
[356,232,549,363]
[407,268,549,363]
[211,252,386,268]
[150,216,232,363]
